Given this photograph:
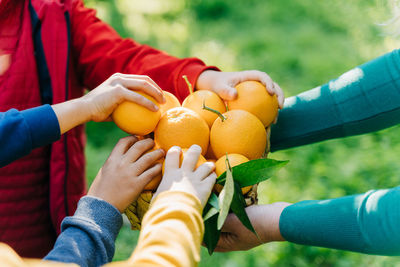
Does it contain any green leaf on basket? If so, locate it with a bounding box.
[203,213,221,255]
[217,157,235,230]
[216,158,288,187]
[208,193,219,210]
[204,206,219,221]
[230,182,257,235]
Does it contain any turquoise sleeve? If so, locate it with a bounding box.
[279,187,400,255]
[270,49,400,151]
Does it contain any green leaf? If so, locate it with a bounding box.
[217,158,235,230]
[217,158,288,187]
[207,193,219,210]
[230,182,257,235]
[203,206,219,221]
[203,213,221,255]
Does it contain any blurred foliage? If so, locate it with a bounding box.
[83,0,400,266]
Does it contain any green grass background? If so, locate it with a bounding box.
[84,0,400,266]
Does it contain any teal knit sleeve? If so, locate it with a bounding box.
[279,187,400,255]
[270,49,400,152]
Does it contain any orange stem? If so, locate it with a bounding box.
[203,101,226,121]
[182,75,194,95]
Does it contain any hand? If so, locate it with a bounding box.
[87,137,164,212]
[53,73,166,134]
[82,73,166,122]
[195,70,284,108]
[214,202,291,252]
[154,145,217,207]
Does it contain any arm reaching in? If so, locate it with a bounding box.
[0,73,164,167]
[216,187,400,256]
[271,49,400,151]
[127,145,217,267]
[44,137,164,266]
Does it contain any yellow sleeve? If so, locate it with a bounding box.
[0,243,78,267]
[109,191,204,267]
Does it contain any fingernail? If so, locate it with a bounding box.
[170,146,181,152]
[190,144,202,152]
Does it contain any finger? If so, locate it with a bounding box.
[110,136,138,157]
[124,138,155,163]
[164,146,181,171]
[203,172,217,186]
[201,172,218,197]
[216,85,237,101]
[118,76,165,104]
[138,163,162,184]
[214,233,236,252]
[194,162,215,179]
[239,70,275,95]
[273,82,285,109]
[181,145,202,171]
[119,87,159,112]
[134,148,165,174]
[117,74,164,95]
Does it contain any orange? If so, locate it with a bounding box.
[182,90,226,128]
[214,154,252,195]
[210,109,267,160]
[228,81,278,127]
[112,91,161,135]
[160,91,181,115]
[143,145,165,191]
[154,107,209,155]
[162,148,207,174]
[204,142,217,160]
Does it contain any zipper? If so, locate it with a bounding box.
[63,10,71,217]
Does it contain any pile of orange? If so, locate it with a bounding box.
[112,79,279,194]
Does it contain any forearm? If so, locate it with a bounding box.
[0,105,60,167]
[279,187,400,255]
[44,196,122,267]
[125,191,204,267]
[271,49,400,151]
[52,98,91,134]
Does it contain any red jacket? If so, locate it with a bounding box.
[0,0,216,257]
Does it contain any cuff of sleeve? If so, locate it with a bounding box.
[21,105,60,148]
[70,196,123,241]
[175,59,220,102]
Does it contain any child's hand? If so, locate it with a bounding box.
[154,145,217,207]
[87,136,164,213]
[83,73,166,122]
[196,70,284,108]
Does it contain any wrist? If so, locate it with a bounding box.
[258,202,291,243]
[78,96,96,123]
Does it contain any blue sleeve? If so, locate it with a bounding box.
[44,196,123,267]
[270,49,400,151]
[279,187,400,255]
[0,104,60,167]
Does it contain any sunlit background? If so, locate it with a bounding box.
[84,0,400,266]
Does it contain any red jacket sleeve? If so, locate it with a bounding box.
[69,0,218,101]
